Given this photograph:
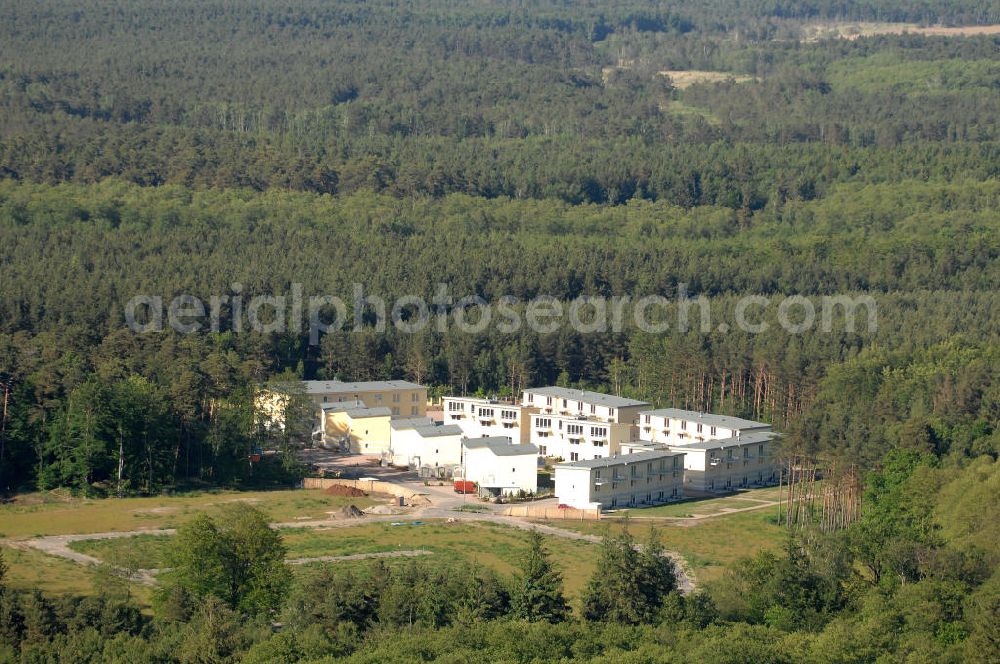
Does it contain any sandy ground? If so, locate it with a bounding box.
[659,70,755,88]
[801,22,1000,41]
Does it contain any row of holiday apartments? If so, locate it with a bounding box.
[262,381,780,510]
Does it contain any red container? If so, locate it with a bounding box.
[453,480,476,494]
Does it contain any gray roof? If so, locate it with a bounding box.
[639,408,771,431]
[524,387,649,408]
[413,424,463,438]
[321,400,367,413]
[555,449,684,469]
[390,417,436,430]
[344,406,392,418]
[303,380,425,394]
[463,438,539,456]
[667,430,778,451]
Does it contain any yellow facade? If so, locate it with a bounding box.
[315,388,426,418]
[307,381,428,419]
[325,410,392,454]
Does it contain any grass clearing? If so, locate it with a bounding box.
[0,489,380,538]
[540,508,784,586]
[659,70,755,89]
[69,533,173,569]
[59,520,601,605]
[1,543,100,595]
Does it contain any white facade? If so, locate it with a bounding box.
[530,413,634,462]
[462,437,539,496]
[554,450,686,510]
[442,396,536,444]
[522,387,649,425]
[637,408,772,447]
[667,431,778,492]
[388,420,464,471]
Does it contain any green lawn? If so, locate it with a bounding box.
[60,520,601,606]
[542,508,785,586]
[0,489,379,538]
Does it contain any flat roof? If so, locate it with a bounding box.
[412,424,463,438]
[463,438,539,456]
[530,412,629,424]
[524,387,649,409]
[555,449,684,469]
[639,408,771,431]
[668,430,778,451]
[303,380,425,394]
[443,396,518,405]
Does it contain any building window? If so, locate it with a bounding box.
[322,396,329,402]
[412,393,418,401]
[375,393,383,402]
[411,406,418,415]
[501,409,517,420]
[539,445,547,455]
[590,404,596,414]
[536,418,551,429]
[392,407,399,415]
[710,426,717,436]
[680,420,687,430]
[393,393,400,403]
[567,424,584,436]
[644,414,650,424]
[546,397,552,406]
[696,423,703,433]
[448,401,463,412]
[590,426,607,438]
[570,452,579,461]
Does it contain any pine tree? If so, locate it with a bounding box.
[511,531,570,623]
[581,530,645,624]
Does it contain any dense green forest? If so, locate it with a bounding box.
[1,0,1000,661]
[0,0,997,490]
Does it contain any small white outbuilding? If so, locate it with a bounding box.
[461,437,539,496]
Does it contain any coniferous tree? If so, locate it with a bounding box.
[511,531,570,623]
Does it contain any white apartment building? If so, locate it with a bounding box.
[668,431,778,492]
[462,437,539,496]
[387,419,464,473]
[529,413,634,462]
[522,387,649,425]
[522,387,646,462]
[441,396,536,444]
[554,450,686,510]
[637,408,772,446]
